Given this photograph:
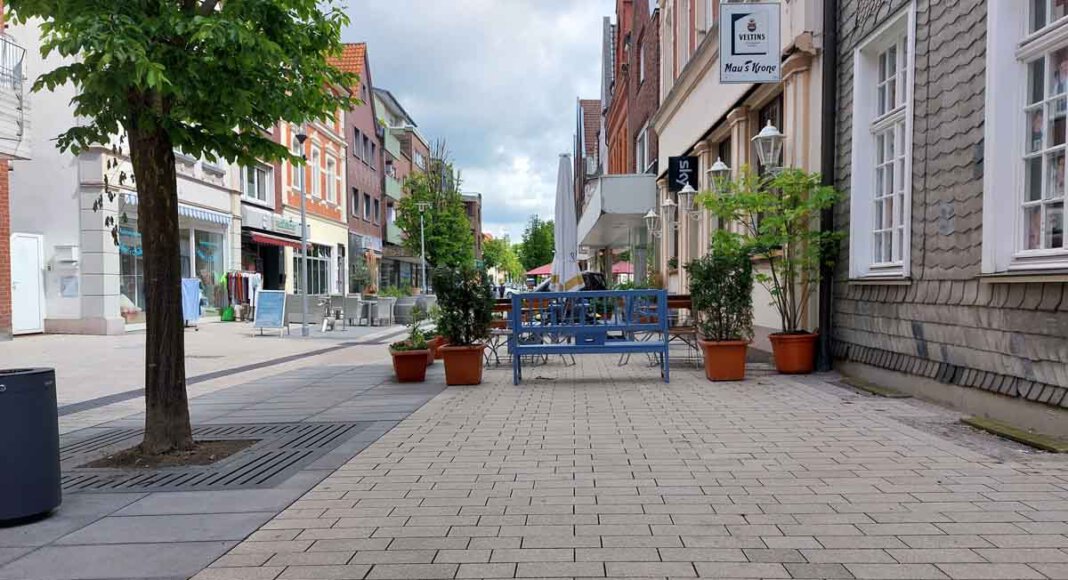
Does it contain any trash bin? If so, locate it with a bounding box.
[0,368,61,522]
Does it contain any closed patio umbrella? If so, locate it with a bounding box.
[551,154,583,292]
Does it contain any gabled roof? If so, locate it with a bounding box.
[373,87,417,127]
[328,43,367,91]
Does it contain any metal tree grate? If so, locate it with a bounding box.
[60,422,370,493]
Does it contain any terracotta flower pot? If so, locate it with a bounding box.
[434,337,448,360]
[426,337,442,366]
[440,344,486,386]
[769,332,818,374]
[391,349,430,382]
[698,339,749,381]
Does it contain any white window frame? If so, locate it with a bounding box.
[636,125,653,173]
[848,3,916,280]
[704,0,714,32]
[325,155,338,203]
[310,146,322,198]
[638,40,645,84]
[290,134,305,194]
[984,1,1068,273]
[242,164,273,207]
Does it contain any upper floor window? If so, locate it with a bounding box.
[1031,0,1068,33]
[373,198,381,224]
[636,126,653,173]
[351,188,360,217]
[243,164,273,205]
[353,129,363,160]
[848,3,915,279]
[290,134,306,193]
[638,41,645,84]
[362,135,371,164]
[363,193,372,221]
[414,152,426,169]
[370,143,377,170]
[325,156,338,203]
[310,147,322,198]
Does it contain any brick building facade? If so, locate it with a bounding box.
[628,0,659,176]
[832,0,1068,427]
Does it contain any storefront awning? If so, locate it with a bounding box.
[577,174,656,248]
[122,193,232,225]
[248,232,302,250]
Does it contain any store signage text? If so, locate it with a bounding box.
[719,2,781,84]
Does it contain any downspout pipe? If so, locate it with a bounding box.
[817,0,838,372]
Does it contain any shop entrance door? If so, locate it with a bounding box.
[261,245,282,290]
[11,233,45,335]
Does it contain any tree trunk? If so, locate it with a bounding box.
[127,120,193,454]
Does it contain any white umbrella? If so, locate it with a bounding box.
[551,154,584,292]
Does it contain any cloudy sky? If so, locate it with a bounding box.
[342,0,612,243]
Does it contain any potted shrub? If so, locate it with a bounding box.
[433,265,494,385]
[701,167,842,374]
[687,231,754,381]
[389,324,430,382]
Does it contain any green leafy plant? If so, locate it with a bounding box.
[378,285,411,298]
[699,166,842,334]
[687,231,753,342]
[390,325,428,352]
[432,265,494,346]
[667,257,679,271]
[395,143,475,268]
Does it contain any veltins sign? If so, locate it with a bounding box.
[668,156,699,193]
[719,2,781,84]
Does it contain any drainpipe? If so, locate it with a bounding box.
[817,0,838,372]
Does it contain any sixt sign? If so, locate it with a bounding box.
[668,156,699,193]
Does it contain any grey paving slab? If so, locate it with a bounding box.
[0,541,235,579]
[54,513,276,545]
[114,490,307,516]
[0,551,29,568]
[0,494,145,547]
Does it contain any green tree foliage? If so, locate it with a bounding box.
[699,167,842,333]
[9,0,357,453]
[686,230,753,342]
[518,215,554,271]
[395,157,474,269]
[482,237,524,281]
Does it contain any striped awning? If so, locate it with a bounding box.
[122,193,232,226]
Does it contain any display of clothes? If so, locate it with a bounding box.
[224,271,263,309]
[181,278,202,325]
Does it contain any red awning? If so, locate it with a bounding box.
[526,263,552,276]
[249,232,302,250]
[612,261,633,275]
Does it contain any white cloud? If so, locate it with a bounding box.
[342,0,610,241]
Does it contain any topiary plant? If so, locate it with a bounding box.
[431,265,495,346]
[687,230,754,342]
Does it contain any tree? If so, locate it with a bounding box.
[482,237,524,281]
[395,145,474,269]
[518,215,554,271]
[11,0,357,453]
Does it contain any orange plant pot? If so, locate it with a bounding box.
[391,349,430,382]
[441,344,486,386]
[698,339,749,381]
[426,337,442,366]
[769,332,818,374]
[433,337,448,360]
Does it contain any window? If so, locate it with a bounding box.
[387,202,397,223]
[1031,0,1068,33]
[243,164,272,205]
[310,147,322,198]
[370,143,377,170]
[293,244,331,295]
[373,198,381,224]
[325,156,337,203]
[1021,40,1068,252]
[353,129,363,159]
[363,193,372,221]
[848,4,915,279]
[636,126,652,173]
[351,188,359,217]
[638,41,645,84]
[362,135,371,164]
[414,152,426,170]
[291,135,305,193]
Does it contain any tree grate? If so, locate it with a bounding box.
[60,422,370,493]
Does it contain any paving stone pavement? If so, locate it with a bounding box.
[195,356,1068,579]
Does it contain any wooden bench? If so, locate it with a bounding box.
[510,290,669,385]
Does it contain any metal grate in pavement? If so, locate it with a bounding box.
[60,422,370,493]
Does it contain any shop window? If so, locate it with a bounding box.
[293,244,332,295]
[848,3,914,279]
[243,164,273,205]
[194,230,225,315]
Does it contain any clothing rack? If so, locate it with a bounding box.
[225,271,263,321]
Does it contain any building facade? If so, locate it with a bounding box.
[831,0,1068,425]
[573,98,601,213]
[652,0,824,334]
[9,19,240,335]
[239,130,298,294]
[331,44,383,295]
[0,2,31,340]
[374,88,429,291]
[462,193,484,260]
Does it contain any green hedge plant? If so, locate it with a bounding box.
[687,230,754,342]
[431,265,495,346]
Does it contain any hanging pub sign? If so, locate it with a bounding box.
[668,156,699,193]
[719,2,781,84]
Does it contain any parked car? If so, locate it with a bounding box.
[531,271,608,293]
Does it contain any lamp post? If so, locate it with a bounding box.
[416,201,431,293]
[708,157,731,195]
[677,183,701,220]
[295,124,310,337]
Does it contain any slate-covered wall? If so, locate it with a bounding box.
[832,0,1068,408]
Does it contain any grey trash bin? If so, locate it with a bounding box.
[0,368,61,522]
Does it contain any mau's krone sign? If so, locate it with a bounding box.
[719,2,781,84]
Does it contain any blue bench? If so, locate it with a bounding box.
[510,289,669,385]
